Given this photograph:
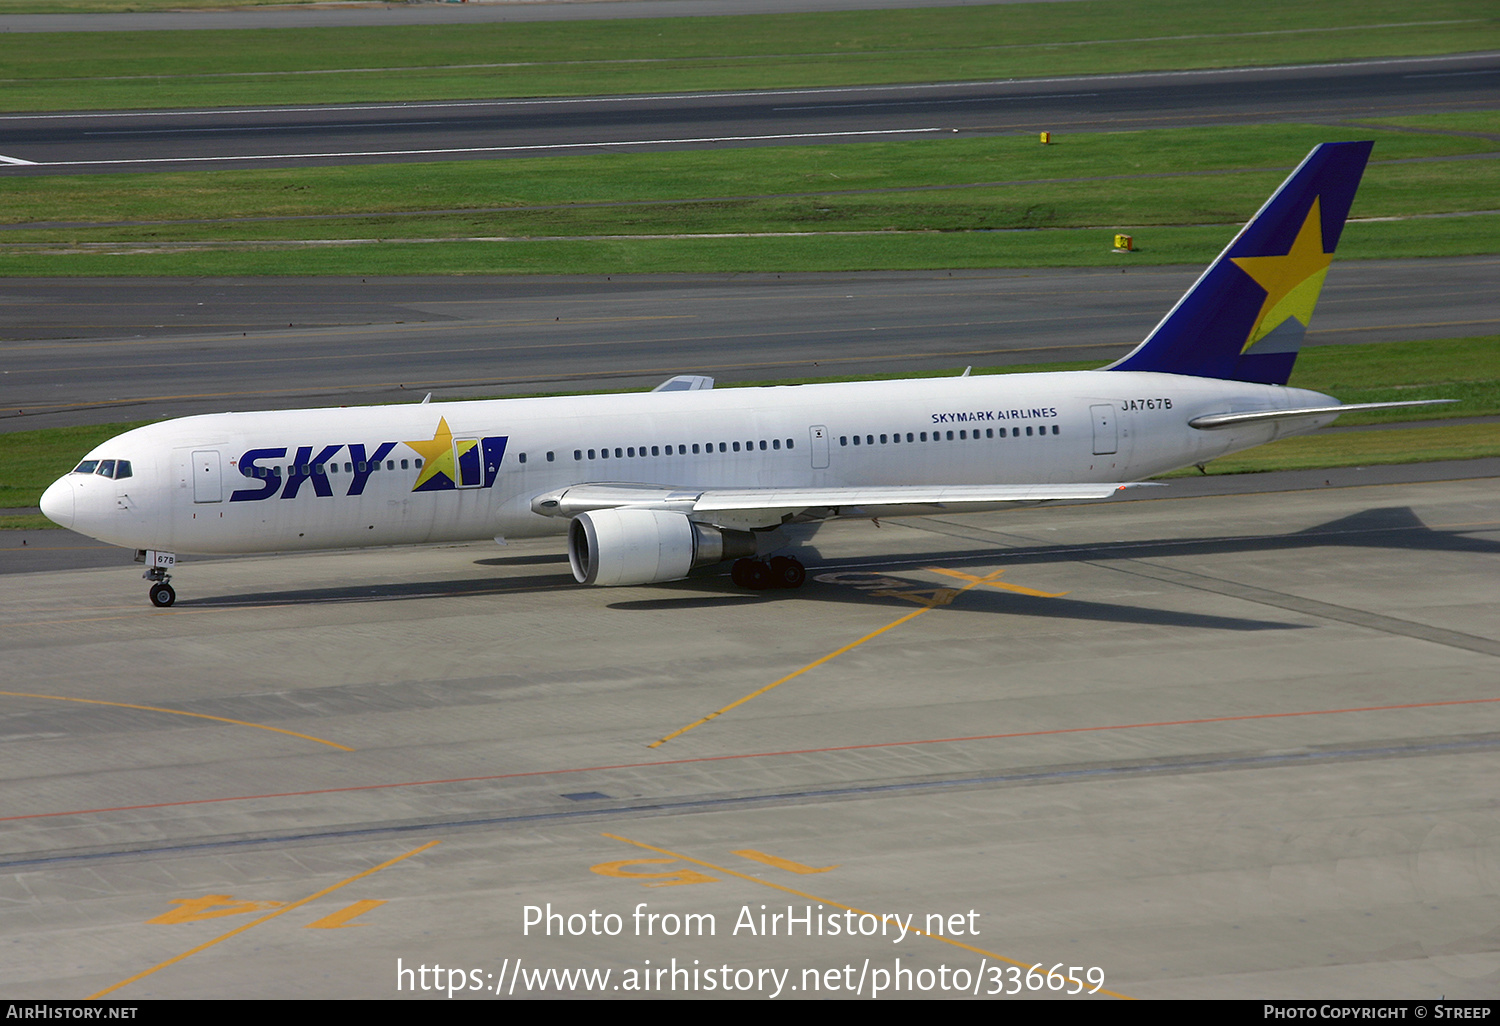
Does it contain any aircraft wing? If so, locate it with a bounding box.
[531,481,1136,524]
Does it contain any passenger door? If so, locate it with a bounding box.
[810,425,830,469]
[192,450,222,503]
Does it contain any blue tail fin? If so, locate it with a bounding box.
[1107,141,1372,385]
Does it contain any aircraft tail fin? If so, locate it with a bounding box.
[1106,141,1373,385]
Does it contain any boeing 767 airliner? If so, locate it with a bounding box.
[40,141,1443,606]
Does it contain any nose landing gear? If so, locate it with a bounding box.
[137,549,177,607]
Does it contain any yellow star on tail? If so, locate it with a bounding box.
[1230,197,1332,350]
[403,416,456,491]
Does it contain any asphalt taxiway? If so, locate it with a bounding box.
[1,467,1496,998]
[4,52,1496,175]
[3,257,1497,430]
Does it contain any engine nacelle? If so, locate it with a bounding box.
[568,508,758,586]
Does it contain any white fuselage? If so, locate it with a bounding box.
[44,370,1335,555]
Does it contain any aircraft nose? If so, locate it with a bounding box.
[39,477,74,529]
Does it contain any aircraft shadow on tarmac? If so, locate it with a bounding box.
[915,505,1500,567]
[608,504,1500,629]
[178,505,1495,631]
[473,553,572,566]
[609,577,1303,632]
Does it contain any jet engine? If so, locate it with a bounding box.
[567,508,758,586]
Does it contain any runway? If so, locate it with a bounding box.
[1,468,1496,998]
[3,52,1497,175]
[2,257,1496,430]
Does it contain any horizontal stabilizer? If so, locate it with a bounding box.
[652,374,715,392]
[1188,399,1454,430]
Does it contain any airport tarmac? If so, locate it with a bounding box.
[1,469,1496,998]
[5,257,1498,430]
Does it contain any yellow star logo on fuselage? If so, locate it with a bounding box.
[404,416,456,491]
[1230,197,1332,351]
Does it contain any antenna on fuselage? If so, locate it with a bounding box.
[421,393,432,404]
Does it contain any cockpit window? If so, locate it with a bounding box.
[74,458,132,479]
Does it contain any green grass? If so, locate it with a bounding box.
[1283,336,1500,424]
[15,124,1492,227]
[3,0,1497,111]
[1161,422,1500,476]
[0,420,150,509]
[5,339,1493,522]
[0,514,53,530]
[3,211,1497,277]
[2,124,1497,276]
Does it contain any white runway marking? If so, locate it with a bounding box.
[0,154,36,165]
[19,127,949,168]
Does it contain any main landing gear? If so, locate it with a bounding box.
[730,555,806,590]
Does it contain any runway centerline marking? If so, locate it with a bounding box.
[602,832,1133,999]
[89,841,438,999]
[7,696,1498,825]
[0,690,353,752]
[646,568,1009,749]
